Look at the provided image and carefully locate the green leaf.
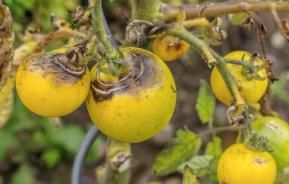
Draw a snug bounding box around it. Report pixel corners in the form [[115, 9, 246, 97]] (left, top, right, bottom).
[[205, 136, 223, 182], [51, 125, 85, 155], [11, 164, 36, 184], [0, 131, 21, 160], [41, 148, 62, 168], [183, 166, 198, 184], [196, 80, 215, 124], [229, 12, 249, 26], [178, 155, 214, 176], [205, 136, 222, 158], [271, 72, 289, 105], [153, 129, 201, 176], [86, 136, 103, 163]]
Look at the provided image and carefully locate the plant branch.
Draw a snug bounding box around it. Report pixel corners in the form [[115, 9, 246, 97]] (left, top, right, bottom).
[[182, 18, 210, 29], [168, 26, 216, 67], [130, 0, 161, 22], [161, 1, 289, 22], [166, 26, 246, 123], [198, 125, 245, 137], [97, 139, 131, 184], [92, 0, 119, 60]]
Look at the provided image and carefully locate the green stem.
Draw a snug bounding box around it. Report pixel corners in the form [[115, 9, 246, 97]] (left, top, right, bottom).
[[168, 27, 216, 67], [183, 166, 197, 184], [198, 125, 245, 137], [92, 0, 119, 60], [130, 0, 161, 22], [213, 53, 245, 106], [168, 27, 245, 106], [97, 139, 131, 184]]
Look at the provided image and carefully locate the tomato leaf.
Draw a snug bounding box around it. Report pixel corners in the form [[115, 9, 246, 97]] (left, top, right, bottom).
[[196, 79, 215, 124], [51, 125, 85, 156], [153, 129, 201, 176], [183, 166, 198, 184], [205, 136, 222, 158], [11, 164, 36, 184], [41, 148, 62, 168], [178, 155, 214, 176], [205, 136, 223, 182]]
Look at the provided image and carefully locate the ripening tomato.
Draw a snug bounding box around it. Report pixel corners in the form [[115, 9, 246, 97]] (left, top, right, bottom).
[[218, 143, 276, 184], [210, 51, 268, 105], [86, 47, 176, 143], [16, 49, 90, 117], [152, 34, 190, 62], [252, 116, 289, 171]]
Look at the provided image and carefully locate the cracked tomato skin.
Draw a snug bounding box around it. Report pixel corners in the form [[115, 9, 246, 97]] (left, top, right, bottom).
[[252, 116, 289, 171], [210, 51, 268, 106], [152, 34, 190, 62], [217, 143, 276, 184], [16, 53, 91, 117], [86, 47, 176, 143]]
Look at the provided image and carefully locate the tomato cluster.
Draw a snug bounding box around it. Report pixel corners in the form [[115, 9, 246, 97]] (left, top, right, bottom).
[[15, 47, 176, 143], [210, 51, 289, 183]]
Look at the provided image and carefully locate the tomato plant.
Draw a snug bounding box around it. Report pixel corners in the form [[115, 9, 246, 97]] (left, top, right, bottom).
[[1, 0, 289, 184]]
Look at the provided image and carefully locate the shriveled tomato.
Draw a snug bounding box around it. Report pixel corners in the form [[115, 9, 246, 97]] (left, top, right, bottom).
[[152, 34, 190, 62]]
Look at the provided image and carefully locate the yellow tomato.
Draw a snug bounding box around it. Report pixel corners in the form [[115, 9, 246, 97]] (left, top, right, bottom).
[[86, 47, 176, 143], [16, 52, 90, 117], [210, 51, 268, 105], [152, 34, 190, 62], [218, 144, 276, 184]]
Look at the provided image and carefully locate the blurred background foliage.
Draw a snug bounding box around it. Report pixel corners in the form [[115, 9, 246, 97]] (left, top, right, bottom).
[[1, 0, 105, 184], [1, 0, 289, 184], [3, 0, 78, 33]]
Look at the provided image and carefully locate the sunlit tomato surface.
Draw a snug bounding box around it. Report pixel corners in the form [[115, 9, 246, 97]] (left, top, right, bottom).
[[16, 52, 90, 117], [152, 34, 190, 62], [210, 51, 268, 105], [218, 143, 276, 184], [86, 47, 176, 143], [252, 116, 289, 171]]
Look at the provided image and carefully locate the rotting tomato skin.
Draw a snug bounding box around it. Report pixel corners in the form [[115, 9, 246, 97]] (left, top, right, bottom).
[[86, 47, 177, 143], [16, 52, 91, 117], [252, 116, 289, 171], [217, 143, 276, 184], [152, 34, 190, 62], [210, 51, 268, 106]]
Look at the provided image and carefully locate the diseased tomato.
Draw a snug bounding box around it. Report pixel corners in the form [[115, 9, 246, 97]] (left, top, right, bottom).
[[16, 48, 90, 117], [210, 51, 268, 106], [152, 34, 190, 62], [86, 47, 176, 143], [218, 143, 276, 184]]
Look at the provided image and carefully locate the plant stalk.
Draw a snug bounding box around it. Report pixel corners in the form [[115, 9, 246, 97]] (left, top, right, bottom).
[[92, 0, 119, 60]]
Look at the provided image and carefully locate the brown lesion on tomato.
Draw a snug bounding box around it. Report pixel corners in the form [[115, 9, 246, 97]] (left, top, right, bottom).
[[22, 47, 87, 84], [253, 157, 267, 165], [91, 52, 165, 101], [165, 37, 185, 52]]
